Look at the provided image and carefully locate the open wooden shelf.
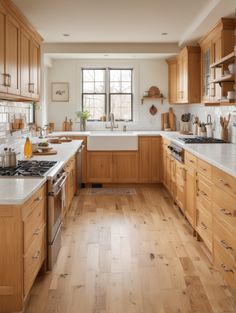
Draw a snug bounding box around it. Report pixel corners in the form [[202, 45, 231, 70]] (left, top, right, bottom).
[[141, 95, 165, 104], [210, 74, 234, 84], [204, 100, 236, 106], [210, 52, 235, 68]]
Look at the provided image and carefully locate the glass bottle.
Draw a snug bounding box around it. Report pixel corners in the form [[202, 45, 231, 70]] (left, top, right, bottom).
[[24, 137, 32, 159]]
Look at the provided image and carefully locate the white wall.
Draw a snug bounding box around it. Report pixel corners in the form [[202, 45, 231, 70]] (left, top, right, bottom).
[[46, 58, 188, 131]]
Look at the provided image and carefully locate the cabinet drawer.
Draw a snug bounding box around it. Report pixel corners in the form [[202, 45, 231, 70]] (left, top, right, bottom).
[[197, 158, 212, 179], [24, 198, 45, 253], [212, 166, 236, 197], [196, 203, 212, 252], [22, 185, 45, 219], [185, 151, 197, 169], [197, 175, 212, 210], [214, 218, 236, 264], [214, 239, 235, 288], [24, 225, 46, 296], [212, 185, 236, 230], [175, 162, 185, 178]]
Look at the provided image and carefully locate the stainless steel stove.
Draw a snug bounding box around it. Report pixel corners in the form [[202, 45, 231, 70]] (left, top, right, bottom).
[[178, 137, 227, 144], [0, 160, 58, 177]]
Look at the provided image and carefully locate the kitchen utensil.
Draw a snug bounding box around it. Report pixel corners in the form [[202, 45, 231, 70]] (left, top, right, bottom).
[[206, 114, 213, 137], [163, 112, 169, 130], [33, 149, 57, 156], [168, 107, 176, 131], [193, 116, 199, 135], [180, 121, 191, 134], [149, 105, 157, 115], [0, 148, 19, 167], [220, 114, 231, 142], [200, 124, 207, 137]]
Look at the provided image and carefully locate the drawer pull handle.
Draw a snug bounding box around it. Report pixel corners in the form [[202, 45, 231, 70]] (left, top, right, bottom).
[[220, 240, 233, 251], [219, 179, 230, 188], [201, 222, 207, 230], [189, 160, 194, 163], [199, 190, 208, 197], [33, 228, 40, 236], [221, 263, 234, 273], [200, 167, 207, 172], [32, 250, 40, 259], [34, 196, 42, 202], [220, 208, 232, 216]]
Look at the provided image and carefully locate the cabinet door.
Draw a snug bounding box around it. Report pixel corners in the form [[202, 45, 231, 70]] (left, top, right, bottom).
[[165, 153, 171, 192], [20, 29, 31, 98], [87, 152, 112, 183], [5, 14, 20, 95], [0, 5, 7, 93], [30, 39, 40, 100], [211, 34, 222, 101], [177, 55, 183, 102], [113, 152, 138, 183], [167, 58, 177, 103], [175, 162, 186, 212], [151, 137, 161, 182], [181, 51, 188, 102], [170, 157, 176, 200], [139, 137, 151, 182], [185, 166, 196, 227]]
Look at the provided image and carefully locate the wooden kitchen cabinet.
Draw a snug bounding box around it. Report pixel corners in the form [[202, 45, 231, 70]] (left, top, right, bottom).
[[185, 164, 196, 228], [0, 184, 46, 313], [166, 57, 177, 103], [199, 18, 235, 103], [87, 151, 138, 183], [0, 0, 43, 101], [175, 161, 186, 212], [87, 152, 113, 183], [139, 137, 161, 183], [166, 46, 201, 104]]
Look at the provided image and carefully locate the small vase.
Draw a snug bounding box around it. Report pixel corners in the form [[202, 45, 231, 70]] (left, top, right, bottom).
[[80, 119, 86, 131]]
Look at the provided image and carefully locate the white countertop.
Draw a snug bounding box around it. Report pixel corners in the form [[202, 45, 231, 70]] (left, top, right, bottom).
[[0, 140, 83, 205]]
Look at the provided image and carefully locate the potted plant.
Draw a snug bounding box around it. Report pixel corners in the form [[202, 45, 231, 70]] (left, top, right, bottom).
[[76, 110, 90, 131]]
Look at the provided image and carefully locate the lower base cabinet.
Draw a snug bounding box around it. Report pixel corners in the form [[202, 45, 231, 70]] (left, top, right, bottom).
[[64, 155, 76, 216], [0, 184, 46, 313], [86, 151, 138, 183]]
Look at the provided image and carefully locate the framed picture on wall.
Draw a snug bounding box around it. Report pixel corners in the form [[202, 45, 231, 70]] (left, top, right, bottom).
[[51, 82, 69, 102]]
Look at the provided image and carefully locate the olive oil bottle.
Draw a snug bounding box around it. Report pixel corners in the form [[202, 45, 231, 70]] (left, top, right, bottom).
[[24, 137, 32, 159]]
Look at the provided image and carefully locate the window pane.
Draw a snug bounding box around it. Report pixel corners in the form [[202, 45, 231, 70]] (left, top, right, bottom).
[[83, 82, 94, 93], [95, 70, 105, 81], [110, 82, 121, 93], [110, 70, 121, 82], [83, 94, 105, 120], [121, 82, 131, 93], [110, 94, 132, 120], [95, 82, 105, 93], [121, 70, 131, 81], [83, 70, 94, 82]]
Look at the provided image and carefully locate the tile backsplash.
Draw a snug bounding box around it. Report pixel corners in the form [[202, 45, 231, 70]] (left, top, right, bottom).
[[0, 101, 33, 137]]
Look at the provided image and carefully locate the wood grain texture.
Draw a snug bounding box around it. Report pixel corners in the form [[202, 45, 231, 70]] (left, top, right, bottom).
[[24, 185, 236, 313]]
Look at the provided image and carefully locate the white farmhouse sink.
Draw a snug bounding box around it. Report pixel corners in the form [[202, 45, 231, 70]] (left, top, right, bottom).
[[87, 131, 138, 151]]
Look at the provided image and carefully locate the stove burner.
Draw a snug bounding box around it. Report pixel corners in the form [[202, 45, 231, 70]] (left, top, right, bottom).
[[178, 137, 227, 144], [0, 160, 58, 177]]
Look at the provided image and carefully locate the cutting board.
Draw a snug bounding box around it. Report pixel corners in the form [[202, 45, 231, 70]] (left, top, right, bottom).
[[163, 112, 169, 130], [62, 121, 72, 131], [169, 107, 176, 131], [33, 150, 57, 155]]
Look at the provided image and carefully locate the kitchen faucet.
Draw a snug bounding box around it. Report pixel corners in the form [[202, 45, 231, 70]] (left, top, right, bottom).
[[105, 112, 118, 131]]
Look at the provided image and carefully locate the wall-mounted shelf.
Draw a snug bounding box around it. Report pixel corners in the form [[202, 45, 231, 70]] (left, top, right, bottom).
[[204, 100, 236, 107], [210, 52, 235, 68], [141, 95, 165, 104], [210, 74, 234, 85]]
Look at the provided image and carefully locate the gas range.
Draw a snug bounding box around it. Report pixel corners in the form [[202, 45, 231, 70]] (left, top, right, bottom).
[[177, 137, 227, 144], [0, 160, 58, 177]]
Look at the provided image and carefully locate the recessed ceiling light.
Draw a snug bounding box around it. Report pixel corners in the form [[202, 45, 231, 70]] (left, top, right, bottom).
[[63, 33, 70, 37], [161, 32, 168, 36]]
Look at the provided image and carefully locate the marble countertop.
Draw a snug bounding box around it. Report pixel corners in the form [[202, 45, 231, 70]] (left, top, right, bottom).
[[0, 140, 83, 205]]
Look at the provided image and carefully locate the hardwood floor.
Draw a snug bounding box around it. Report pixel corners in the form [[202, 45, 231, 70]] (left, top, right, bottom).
[[25, 185, 236, 313]]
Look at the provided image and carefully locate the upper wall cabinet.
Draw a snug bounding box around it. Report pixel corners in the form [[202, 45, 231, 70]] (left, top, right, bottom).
[[0, 0, 43, 101], [199, 18, 235, 104], [166, 46, 201, 104]]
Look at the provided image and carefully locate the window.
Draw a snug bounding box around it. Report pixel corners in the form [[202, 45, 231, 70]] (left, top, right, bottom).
[[82, 68, 133, 121]]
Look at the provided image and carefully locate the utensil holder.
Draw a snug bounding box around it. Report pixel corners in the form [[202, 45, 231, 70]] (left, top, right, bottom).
[[180, 121, 191, 134], [221, 128, 229, 142]]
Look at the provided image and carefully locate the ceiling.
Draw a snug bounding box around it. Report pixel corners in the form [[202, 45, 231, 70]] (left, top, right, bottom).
[[12, 0, 235, 45]]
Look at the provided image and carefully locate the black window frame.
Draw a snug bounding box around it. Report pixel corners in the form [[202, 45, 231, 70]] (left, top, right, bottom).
[[81, 68, 107, 121], [81, 67, 133, 122], [108, 68, 133, 122]]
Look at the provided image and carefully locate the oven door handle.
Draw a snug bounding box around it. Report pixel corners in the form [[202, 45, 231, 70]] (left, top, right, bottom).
[[49, 174, 68, 197]]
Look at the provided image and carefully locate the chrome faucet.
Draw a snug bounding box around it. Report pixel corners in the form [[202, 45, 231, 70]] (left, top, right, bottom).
[[105, 113, 118, 131]]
